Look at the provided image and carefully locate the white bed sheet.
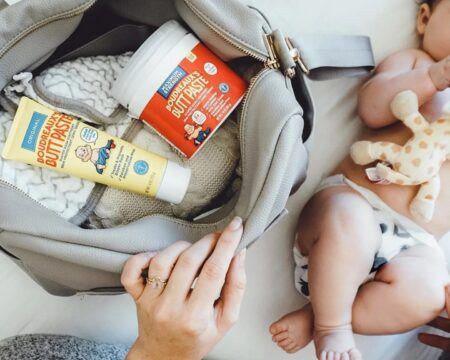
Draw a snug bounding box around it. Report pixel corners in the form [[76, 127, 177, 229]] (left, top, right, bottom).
[[0, 1, 445, 359]]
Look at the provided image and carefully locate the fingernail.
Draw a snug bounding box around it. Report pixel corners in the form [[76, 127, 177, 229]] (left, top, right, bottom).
[[228, 216, 243, 231], [239, 248, 247, 265]]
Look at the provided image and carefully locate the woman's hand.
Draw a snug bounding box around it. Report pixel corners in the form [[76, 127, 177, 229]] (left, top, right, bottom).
[[121, 217, 246, 360], [418, 285, 450, 352]]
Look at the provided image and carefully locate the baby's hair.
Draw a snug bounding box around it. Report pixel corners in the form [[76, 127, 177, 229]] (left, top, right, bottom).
[[417, 0, 439, 6]]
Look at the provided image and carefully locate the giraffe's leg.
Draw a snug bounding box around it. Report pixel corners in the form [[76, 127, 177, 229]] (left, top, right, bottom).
[[401, 112, 431, 134], [410, 176, 441, 223], [351, 141, 401, 166], [391, 91, 430, 134]]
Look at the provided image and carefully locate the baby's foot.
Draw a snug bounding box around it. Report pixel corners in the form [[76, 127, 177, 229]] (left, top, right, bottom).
[[314, 323, 362, 360], [269, 305, 314, 354]]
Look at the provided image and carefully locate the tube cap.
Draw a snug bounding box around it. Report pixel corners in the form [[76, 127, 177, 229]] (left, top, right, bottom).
[[156, 161, 191, 204]]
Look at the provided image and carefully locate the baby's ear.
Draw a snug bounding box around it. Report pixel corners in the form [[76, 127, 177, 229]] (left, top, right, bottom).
[[417, 3, 431, 35]]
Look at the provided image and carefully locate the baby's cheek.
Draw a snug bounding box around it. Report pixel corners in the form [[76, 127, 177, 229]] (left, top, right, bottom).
[[423, 17, 450, 61]]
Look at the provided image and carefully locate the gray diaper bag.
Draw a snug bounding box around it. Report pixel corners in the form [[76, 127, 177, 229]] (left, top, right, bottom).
[[0, 0, 375, 296]]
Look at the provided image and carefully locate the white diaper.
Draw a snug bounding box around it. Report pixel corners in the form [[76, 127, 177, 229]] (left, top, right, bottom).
[[294, 174, 444, 299]]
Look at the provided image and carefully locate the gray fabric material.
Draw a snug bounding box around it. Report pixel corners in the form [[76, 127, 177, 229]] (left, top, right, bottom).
[[0, 334, 128, 360], [0, 0, 89, 49], [0, 0, 94, 89], [0, 15, 83, 89], [175, 0, 271, 61]]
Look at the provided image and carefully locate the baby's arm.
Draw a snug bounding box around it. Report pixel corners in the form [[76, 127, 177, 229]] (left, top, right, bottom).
[[358, 49, 441, 128]]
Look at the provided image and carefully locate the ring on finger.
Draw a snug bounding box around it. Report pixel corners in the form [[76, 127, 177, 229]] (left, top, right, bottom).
[[147, 276, 168, 290]]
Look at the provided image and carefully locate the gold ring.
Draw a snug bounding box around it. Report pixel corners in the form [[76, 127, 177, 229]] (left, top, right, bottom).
[[147, 276, 168, 289]]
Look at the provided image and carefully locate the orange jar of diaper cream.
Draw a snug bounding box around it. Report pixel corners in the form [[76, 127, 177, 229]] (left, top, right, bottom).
[[112, 20, 247, 158]]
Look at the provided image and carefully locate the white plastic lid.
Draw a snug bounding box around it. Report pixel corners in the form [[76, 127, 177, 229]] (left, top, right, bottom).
[[112, 20, 190, 110], [128, 33, 199, 118], [156, 161, 191, 204]]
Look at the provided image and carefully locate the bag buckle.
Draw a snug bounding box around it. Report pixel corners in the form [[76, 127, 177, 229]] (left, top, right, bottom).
[[285, 37, 310, 76], [263, 33, 309, 77]]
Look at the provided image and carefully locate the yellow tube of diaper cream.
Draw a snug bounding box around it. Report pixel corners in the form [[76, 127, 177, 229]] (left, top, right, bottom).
[[2, 97, 191, 204]]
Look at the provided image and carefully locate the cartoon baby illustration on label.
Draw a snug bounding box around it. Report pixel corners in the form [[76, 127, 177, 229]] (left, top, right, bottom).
[[184, 124, 211, 146], [75, 139, 116, 174]]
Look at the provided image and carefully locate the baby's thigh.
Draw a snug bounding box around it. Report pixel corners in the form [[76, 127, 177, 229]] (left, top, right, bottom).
[[375, 245, 449, 313], [297, 186, 381, 255]]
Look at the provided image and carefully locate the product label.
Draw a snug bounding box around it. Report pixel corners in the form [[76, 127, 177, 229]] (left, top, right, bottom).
[[158, 66, 188, 99], [140, 42, 247, 158], [21, 111, 47, 152], [365, 167, 391, 185], [3, 98, 169, 198]]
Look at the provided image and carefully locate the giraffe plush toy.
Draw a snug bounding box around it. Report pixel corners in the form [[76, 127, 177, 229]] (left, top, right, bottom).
[[351, 90, 450, 223]]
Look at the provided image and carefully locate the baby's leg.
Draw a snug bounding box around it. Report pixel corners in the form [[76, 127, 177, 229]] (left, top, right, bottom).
[[352, 245, 449, 335], [272, 187, 381, 359], [271, 245, 448, 354], [308, 191, 381, 360]]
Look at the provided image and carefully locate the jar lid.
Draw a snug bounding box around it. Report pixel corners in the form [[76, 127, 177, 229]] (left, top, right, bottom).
[[112, 20, 189, 110]]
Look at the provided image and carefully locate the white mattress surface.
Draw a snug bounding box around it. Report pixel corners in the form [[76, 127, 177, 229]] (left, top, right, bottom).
[[0, 1, 446, 360]]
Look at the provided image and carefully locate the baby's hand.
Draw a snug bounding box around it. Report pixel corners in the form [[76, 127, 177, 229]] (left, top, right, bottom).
[[429, 56, 450, 91]]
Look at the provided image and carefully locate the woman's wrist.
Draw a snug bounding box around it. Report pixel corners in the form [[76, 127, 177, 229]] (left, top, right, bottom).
[[127, 339, 200, 360], [126, 340, 154, 360]]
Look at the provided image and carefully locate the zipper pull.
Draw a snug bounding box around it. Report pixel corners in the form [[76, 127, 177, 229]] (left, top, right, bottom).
[[263, 34, 280, 70]]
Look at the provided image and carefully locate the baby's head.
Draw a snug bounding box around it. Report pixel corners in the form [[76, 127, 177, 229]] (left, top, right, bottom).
[[184, 124, 195, 135], [75, 145, 92, 162], [417, 0, 450, 60]]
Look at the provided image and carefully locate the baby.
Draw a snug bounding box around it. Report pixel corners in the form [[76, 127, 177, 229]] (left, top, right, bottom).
[[270, 0, 450, 359]]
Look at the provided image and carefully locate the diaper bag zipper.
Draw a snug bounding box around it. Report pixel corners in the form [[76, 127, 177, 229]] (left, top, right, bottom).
[[182, 0, 309, 78]]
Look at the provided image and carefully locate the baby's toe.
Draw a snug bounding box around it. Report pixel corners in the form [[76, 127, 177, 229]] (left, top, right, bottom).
[[341, 352, 350, 360], [349, 349, 362, 360], [269, 321, 287, 335], [278, 338, 293, 349], [272, 331, 289, 342], [333, 353, 342, 360]]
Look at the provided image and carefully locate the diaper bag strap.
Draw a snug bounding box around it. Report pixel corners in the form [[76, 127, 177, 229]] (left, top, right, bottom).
[[266, 30, 375, 80], [291, 34, 375, 80]]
